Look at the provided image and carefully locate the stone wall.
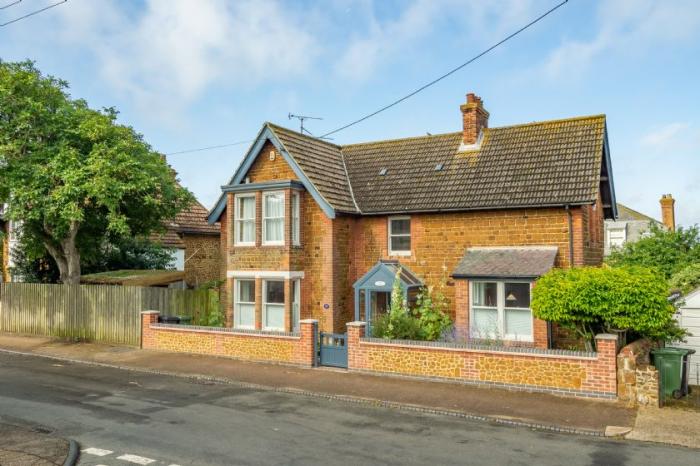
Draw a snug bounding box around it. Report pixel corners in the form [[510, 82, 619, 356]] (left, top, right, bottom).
[[141, 311, 317, 367], [347, 322, 618, 399], [617, 339, 660, 407]]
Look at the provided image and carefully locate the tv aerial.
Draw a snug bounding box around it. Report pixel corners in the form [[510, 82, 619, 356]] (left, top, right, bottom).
[[288, 113, 331, 139]]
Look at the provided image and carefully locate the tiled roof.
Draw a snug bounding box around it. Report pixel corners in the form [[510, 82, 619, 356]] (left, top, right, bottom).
[[268, 123, 357, 213], [152, 200, 219, 248], [342, 115, 606, 213], [452, 246, 558, 279], [615, 203, 659, 223]]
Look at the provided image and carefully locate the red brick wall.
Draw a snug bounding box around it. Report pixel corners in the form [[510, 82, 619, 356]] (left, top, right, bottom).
[[141, 311, 317, 366], [347, 322, 618, 399], [182, 234, 221, 287]]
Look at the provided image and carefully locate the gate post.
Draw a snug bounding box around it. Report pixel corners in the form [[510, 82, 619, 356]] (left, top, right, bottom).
[[140, 311, 160, 349], [346, 321, 366, 370], [299, 319, 318, 367]]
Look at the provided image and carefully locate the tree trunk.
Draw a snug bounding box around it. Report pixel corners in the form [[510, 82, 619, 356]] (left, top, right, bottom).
[[43, 221, 81, 285]]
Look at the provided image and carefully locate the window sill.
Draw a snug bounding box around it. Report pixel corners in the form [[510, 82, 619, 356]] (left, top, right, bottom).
[[389, 251, 411, 257], [233, 243, 256, 248]]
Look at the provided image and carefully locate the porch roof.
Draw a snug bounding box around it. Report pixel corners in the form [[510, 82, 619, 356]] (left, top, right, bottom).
[[354, 260, 423, 291], [452, 246, 558, 279]]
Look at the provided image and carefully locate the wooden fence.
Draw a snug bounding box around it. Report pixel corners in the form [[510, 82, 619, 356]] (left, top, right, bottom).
[[0, 283, 220, 346]]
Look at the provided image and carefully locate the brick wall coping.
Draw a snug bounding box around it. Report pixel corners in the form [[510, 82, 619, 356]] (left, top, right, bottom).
[[151, 323, 301, 339], [359, 337, 598, 360]]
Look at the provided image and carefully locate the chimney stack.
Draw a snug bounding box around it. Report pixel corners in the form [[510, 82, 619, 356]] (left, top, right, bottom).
[[460, 93, 489, 146], [660, 194, 676, 231]]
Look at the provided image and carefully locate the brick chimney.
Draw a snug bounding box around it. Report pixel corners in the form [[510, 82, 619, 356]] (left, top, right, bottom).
[[460, 93, 489, 146], [660, 194, 676, 231]]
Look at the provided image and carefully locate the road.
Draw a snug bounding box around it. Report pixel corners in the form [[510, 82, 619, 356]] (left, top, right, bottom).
[[0, 352, 695, 466]]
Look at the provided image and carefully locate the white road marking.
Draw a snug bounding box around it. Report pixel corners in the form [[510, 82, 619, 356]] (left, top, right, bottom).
[[82, 447, 113, 456], [117, 453, 157, 464]]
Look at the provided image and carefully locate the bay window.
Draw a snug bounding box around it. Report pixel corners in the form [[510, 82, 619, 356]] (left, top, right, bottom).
[[234, 194, 255, 246], [234, 279, 255, 329], [470, 281, 533, 341], [292, 192, 300, 246], [263, 192, 285, 245], [263, 280, 285, 330]]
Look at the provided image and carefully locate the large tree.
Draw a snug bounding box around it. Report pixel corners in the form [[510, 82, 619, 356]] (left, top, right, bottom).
[[0, 61, 193, 284]]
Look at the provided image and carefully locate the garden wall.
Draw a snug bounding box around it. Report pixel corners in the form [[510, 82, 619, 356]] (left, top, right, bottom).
[[140, 311, 317, 366], [617, 338, 660, 407], [347, 322, 618, 399]]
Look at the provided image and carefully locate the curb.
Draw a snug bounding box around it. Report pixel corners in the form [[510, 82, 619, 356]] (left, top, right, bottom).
[[0, 347, 606, 438], [63, 439, 80, 466]]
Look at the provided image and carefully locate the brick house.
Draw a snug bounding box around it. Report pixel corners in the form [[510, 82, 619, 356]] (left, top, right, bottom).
[[208, 93, 617, 348], [153, 200, 221, 288]]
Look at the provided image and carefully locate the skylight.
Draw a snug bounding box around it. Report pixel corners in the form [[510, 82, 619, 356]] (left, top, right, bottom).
[[435, 163, 444, 171], [379, 168, 388, 176]]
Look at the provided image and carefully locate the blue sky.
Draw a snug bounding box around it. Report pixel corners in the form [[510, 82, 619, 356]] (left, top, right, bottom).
[[1, 0, 699, 225]]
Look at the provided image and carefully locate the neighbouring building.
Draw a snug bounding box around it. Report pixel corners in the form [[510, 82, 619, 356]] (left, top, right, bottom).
[[604, 194, 675, 255], [152, 200, 221, 288], [208, 92, 617, 348]]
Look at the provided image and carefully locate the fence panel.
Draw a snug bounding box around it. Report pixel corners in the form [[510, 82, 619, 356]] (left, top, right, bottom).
[[0, 283, 220, 346]]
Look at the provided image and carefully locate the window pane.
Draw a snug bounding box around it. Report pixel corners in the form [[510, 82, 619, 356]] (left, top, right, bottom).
[[292, 194, 300, 244], [505, 309, 532, 338], [472, 307, 498, 338], [241, 220, 255, 242], [237, 303, 255, 328], [504, 283, 530, 308], [238, 197, 254, 219], [265, 194, 283, 217], [472, 282, 498, 307], [238, 280, 255, 303], [265, 304, 285, 329], [266, 280, 284, 304], [390, 235, 410, 252], [265, 218, 283, 242], [391, 218, 410, 235]]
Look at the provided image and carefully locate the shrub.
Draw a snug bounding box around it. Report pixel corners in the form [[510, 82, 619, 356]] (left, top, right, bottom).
[[413, 285, 452, 341], [670, 263, 700, 296], [532, 266, 683, 350]]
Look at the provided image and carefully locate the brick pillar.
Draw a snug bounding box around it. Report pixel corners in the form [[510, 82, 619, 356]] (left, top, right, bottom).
[[595, 333, 618, 395], [224, 277, 234, 328], [346, 321, 366, 370], [299, 319, 318, 367], [140, 311, 160, 349], [284, 278, 292, 332], [532, 318, 549, 349], [454, 280, 469, 341], [255, 277, 263, 330]]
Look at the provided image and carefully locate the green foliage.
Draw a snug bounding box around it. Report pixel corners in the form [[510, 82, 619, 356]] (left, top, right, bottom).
[[197, 280, 225, 327], [606, 223, 700, 279], [669, 263, 700, 296], [10, 228, 176, 283], [371, 269, 453, 341], [532, 266, 683, 349], [0, 61, 193, 283]]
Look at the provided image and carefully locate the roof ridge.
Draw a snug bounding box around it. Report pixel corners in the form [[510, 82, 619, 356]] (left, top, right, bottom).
[[487, 114, 606, 131], [341, 130, 461, 148]]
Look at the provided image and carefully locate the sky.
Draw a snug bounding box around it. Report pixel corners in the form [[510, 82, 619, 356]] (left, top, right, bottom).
[[1, 0, 699, 225]]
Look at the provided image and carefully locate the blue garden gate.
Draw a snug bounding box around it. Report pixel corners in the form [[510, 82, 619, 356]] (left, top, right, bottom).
[[319, 332, 348, 368]]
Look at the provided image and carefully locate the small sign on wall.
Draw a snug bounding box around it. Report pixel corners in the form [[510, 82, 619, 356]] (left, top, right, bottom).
[[374, 281, 386, 287]]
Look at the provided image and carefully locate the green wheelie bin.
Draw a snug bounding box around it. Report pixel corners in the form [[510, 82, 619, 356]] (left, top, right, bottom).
[[652, 347, 692, 399]]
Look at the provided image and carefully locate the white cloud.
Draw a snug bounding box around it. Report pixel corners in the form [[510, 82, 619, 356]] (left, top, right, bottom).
[[543, 0, 700, 78], [642, 122, 690, 145], [333, 0, 537, 82], [49, 0, 319, 119]]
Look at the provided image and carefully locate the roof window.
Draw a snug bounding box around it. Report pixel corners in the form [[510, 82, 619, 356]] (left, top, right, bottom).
[[435, 163, 444, 171], [379, 168, 388, 176]]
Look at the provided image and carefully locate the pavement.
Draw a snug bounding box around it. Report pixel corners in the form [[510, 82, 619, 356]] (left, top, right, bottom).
[[627, 406, 700, 448], [0, 333, 635, 435], [0, 422, 76, 465], [0, 350, 698, 466]]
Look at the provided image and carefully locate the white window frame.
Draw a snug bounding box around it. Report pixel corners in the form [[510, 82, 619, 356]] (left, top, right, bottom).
[[292, 191, 300, 246], [292, 279, 301, 332], [388, 216, 411, 256], [607, 227, 626, 249], [263, 279, 285, 331], [262, 191, 285, 246], [234, 279, 256, 329], [469, 280, 533, 342], [234, 193, 256, 247]]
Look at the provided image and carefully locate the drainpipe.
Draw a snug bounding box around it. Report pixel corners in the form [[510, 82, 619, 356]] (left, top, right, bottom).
[[565, 204, 574, 267]]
